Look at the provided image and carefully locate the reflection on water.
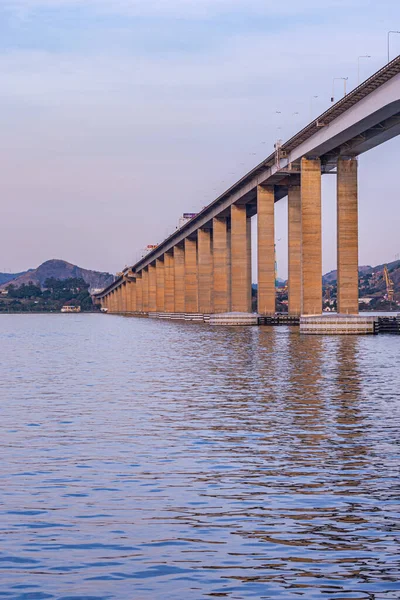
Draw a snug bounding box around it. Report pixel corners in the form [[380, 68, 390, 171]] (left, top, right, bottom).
[[0, 314, 399, 599]]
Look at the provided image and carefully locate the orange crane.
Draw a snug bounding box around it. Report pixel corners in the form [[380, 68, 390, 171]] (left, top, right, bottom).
[[383, 265, 394, 303]]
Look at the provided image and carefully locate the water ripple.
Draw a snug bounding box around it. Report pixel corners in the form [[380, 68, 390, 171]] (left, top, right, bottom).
[[0, 314, 399, 599]]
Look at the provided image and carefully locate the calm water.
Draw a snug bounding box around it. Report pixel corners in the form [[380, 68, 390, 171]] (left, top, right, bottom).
[[1, 314, 400, 600]]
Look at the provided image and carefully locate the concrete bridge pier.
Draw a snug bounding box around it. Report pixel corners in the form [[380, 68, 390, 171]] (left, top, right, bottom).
[[184, 237, 199, 313], [136, 273, 143, 312], [129, 279, 137, 312], [288, 185, 301, 316], [301, 157, 322, 316], [142, 267, 149, 313], [257, 185, 275, 315], [148, 263, 157, 313], [123, 280, 128, 312], [164, 251, 175, 312], [110, 289, 116, 313], [122, 281, 128, 312], [110, 288, 116, 313], [174, 244, 185, 313], [115, 287, 121, 313], [337, 158, 359, 315], [121, 282, 128, 313], [231, 204, 252, 312], [156, 258, 165, 313], [213, 217, 231, 313], [198, 228, 213, 314]]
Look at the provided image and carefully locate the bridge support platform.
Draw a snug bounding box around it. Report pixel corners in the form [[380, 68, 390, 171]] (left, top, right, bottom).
[[300, 314, 376, 335]]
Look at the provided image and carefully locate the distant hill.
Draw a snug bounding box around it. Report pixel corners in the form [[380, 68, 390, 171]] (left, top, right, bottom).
[[322, 259, 400, 302], [0, 270, 32, 286], [323, 260, 400, 295], [0, 260, 114, 293], [323, 265, 372, 284]]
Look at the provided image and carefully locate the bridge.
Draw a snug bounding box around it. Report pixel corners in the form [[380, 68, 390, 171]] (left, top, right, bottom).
[[95, 56, 400, 325]]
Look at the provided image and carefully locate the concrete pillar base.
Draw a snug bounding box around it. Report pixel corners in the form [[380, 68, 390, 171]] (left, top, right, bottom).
[[209, 312, 259, 326], [300, 314, 375, 335]]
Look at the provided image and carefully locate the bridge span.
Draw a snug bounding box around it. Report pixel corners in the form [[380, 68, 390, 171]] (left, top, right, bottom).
[[96, 56, 400, 320]]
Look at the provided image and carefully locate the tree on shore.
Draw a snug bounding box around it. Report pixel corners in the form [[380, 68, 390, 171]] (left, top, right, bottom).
[[1, 278, 95, 312]]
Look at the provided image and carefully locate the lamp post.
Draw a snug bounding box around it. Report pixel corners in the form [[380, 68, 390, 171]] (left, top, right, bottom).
[[387, 31, 400, 63], [274, 110, 283, 138], [331, 77, 348, 103], [357, 55, 371, 85]]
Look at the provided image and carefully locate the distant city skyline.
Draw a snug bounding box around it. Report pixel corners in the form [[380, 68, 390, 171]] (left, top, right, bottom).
[[1, 0, 400, 279]]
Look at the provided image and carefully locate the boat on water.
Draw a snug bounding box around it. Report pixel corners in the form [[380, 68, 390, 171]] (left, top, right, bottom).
[[61, 305, 81, 313]]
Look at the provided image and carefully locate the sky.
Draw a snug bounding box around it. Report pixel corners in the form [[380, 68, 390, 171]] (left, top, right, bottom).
[[1, 0, 400, 279]]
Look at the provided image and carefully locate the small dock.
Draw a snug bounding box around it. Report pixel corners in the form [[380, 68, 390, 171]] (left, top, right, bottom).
[[258, 314, 300, 326], [375, 315, 400, 334]]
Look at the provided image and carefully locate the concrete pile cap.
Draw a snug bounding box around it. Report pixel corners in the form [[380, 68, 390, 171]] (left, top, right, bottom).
[[300, 313, 376, 335], [300, 314, 376, 322], [209, 312, 259, 326]]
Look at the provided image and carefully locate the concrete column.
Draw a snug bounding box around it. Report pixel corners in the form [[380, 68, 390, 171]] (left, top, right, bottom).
[[110, 290, 116, 313], [126, 281, 136, 312], [198, 228, 213, 314], [288, 185, 301, 316], [156, 258, 165, 312], [121, 281, 130, 312], [213, 217, 230, 313], [257, 185, 275, 314], [231, 204, 251, 312], [136, 275, 143, 312], [116, 289, 120, 313], [114, 288, 119, 312], [164, 251, 175, 312], [121, 286, 126, 312], [247, 216, 252, 309], [125, 284, 131, 312], [184, 237, 198, 313], [148, 263, 157, 312], [130, 280, 137, 312], [174, 245, 185, 313], [121, 283, 128, 313], [142, 268, 149, 312], [111, 290, 117, 313], [301, 157, 322, 316], [337, 158, 359, 314], [116, 287, 122, 313]]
